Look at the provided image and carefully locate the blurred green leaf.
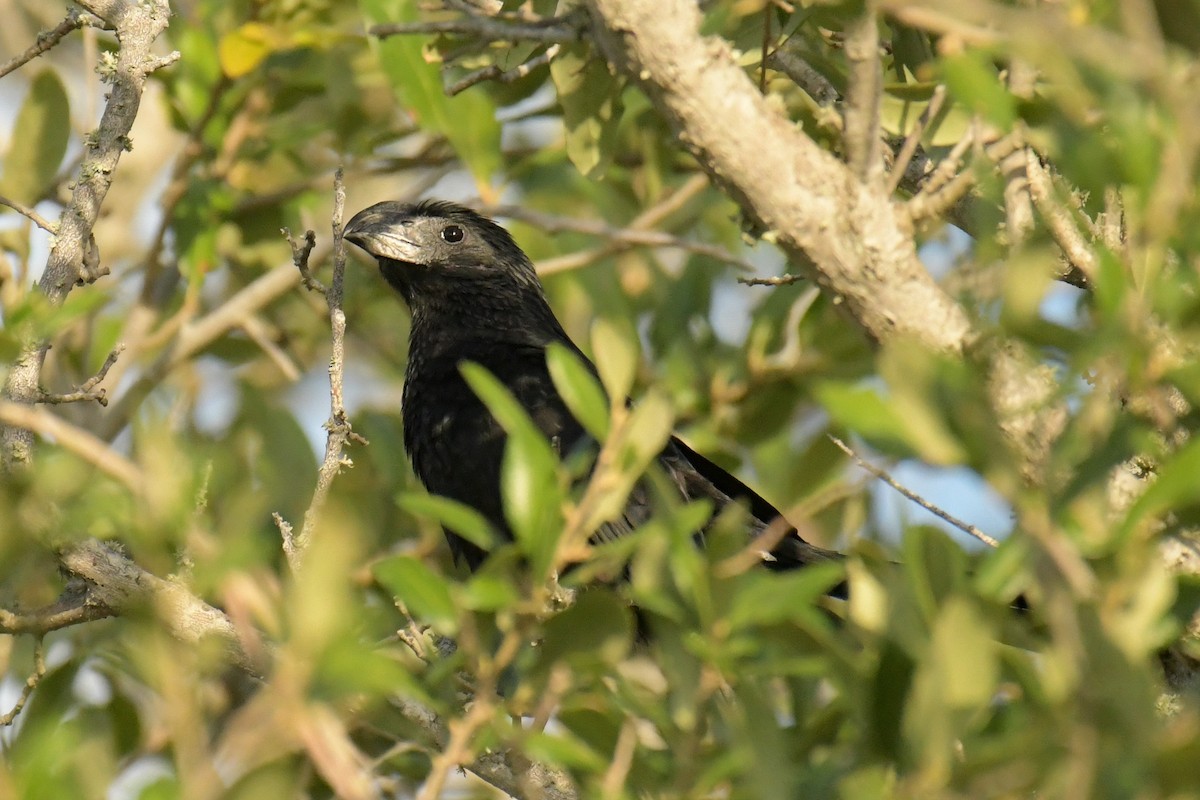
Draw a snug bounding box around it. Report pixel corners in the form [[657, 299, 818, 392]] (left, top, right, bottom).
[[550, 41, 624, 178], [814, 381, 911, 454], [0, 70, 70, 203], [396, 491, 497, 552], [374, 555, 457, 633], [941, 51, 1015, 129], [460, 362, 564, 574], [362, 0, 501, 189], [590, 317, 638, 402], [538, 589, 634, 667], [547, 342, 610, 439]]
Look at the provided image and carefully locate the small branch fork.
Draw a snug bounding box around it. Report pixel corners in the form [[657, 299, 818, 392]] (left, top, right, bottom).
[[448, 43, 562, 96], [0, 8, 110, 81], [39, 344, 124, 407], [277, 169, 366, 573], [367, 5, 584, 97], [0, 637, 46, 727]]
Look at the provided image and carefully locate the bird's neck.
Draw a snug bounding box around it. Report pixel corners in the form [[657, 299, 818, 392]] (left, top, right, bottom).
[[403, 278, 566, 365]]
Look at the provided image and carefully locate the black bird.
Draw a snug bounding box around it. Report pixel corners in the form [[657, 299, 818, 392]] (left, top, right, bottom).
[[343, 199, 841, 573]]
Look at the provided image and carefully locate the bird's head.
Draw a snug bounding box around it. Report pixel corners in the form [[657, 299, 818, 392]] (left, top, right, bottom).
[[344, 200, 544, 307]]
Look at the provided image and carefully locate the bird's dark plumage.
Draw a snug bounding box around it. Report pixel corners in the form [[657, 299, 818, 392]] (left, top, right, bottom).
[[344, 199, 840, 573]]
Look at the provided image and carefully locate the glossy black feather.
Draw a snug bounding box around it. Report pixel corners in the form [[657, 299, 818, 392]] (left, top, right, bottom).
[[344, 199, 841, 573]]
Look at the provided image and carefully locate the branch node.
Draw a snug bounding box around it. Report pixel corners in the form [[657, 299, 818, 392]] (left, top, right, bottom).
[[39, 343, 125, 407]]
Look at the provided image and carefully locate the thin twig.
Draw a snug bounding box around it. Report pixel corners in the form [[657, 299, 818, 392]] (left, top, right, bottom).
[[0, 579, 115, 635], [483, 201, 755, 272], [536, 174, 710, 275], [286, 169, 365, 571], [907, 131, 1024, 222], [600, 719, 638, 800], [0, 637, 46, 726], [369, 14, 584, 44], [0, 195, 56, 233], [765, 41, 840, 107], [758, 6, 771, 94], [885, 85, 946, 195], [738, 273, 804, 286], [447, 43, 561, 95], [39, 344, 124, 406], [827, 434, 999, 548], [285, 228, 323, 294], [0, 9, 107, 81]]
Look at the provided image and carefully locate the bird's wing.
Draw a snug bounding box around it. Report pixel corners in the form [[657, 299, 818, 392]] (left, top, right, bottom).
[[662, 437, 842, 569], [499, 344, 839, 569]]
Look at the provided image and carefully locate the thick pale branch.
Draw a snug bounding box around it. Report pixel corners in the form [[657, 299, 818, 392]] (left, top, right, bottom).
[[98, 257, 310, 441], [0, 400, 142, 490], [582, 0, 1067, 478], [584, 0, 971, 353]]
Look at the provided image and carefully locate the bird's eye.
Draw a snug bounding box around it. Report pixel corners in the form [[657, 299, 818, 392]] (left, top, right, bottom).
[[441, 225, 464, 243]]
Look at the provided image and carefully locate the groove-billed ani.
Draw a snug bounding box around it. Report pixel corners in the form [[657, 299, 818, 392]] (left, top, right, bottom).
[[344, 199, 841, 573]]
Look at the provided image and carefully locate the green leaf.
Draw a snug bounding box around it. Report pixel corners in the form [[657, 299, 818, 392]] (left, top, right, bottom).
[[458, 573, 520, 612], [546, 342, 609, 439], [395, 492, 498, 552], [590, 317, 638, 401], [1121, 435, 1200, 539], [362, 0, 501, 189], [373, 555, 457, 633], [550, 42, 624, 178], [941, 52, 1015, 130], [0, 70, 70, 204], [538, 589, 634, 666], [726, 564, 846, 628], [578, 388, 674, 534], [813, 381, 911, 454], [460, 362, 563, 574], [926, 597, 997, 709], [901, 525, 969, 622]]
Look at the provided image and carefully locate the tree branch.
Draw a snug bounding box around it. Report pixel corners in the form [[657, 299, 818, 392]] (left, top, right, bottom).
[[284, 169, 365, 571], [0, 194, 57, 233], [0, 8, 109, 81], [0, 400, 143, 490], [2, 0, 174, 468], [1025, 151, 1098, 285], [842, 4, 885, 185], [582, 0, 1067, 478], [98, 257, 310, 441], [369, 12, 585, 45], [827, 434, 1000, 548], [585, 0, 971, 352], [38, 344, 124, 406]]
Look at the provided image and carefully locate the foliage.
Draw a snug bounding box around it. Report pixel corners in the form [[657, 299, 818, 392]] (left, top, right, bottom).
[[0, 0, 1199, 798]]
